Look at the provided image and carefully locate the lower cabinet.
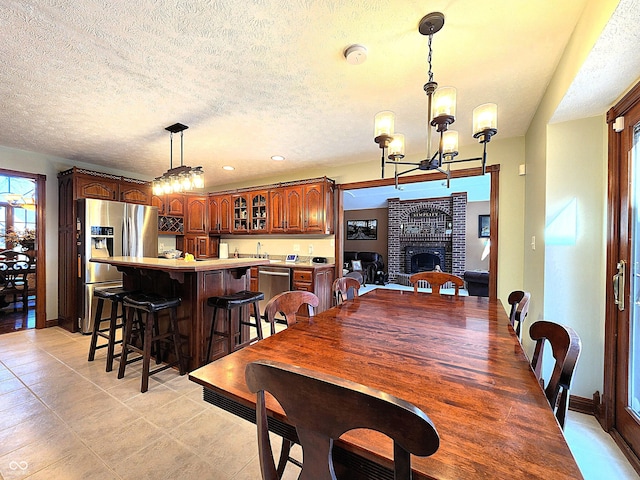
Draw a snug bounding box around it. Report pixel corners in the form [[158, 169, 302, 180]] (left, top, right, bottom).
[[177, 235, 220, 259], [291, 266, 334, 315]]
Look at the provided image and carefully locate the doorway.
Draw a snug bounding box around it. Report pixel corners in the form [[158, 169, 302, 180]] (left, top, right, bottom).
[[0, 168, 46, 332], [605, 80, 640, 465], [335, 165, 499, 299]]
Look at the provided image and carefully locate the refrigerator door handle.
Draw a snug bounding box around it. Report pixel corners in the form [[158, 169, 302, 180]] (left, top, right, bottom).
[[122, 217, 130, 256]]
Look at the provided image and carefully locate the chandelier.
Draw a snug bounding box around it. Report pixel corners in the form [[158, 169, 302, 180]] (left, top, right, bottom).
[[152, 123, 204, 195], [374, 12, 498, 188]]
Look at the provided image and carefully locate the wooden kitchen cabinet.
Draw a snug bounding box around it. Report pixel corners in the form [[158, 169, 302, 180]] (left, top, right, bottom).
[[209, 176, 335, 236], [74, 172, 120, 201], [269, 186, 303, 233], [152, 193, 185, 216], [185, 195, 208, 234], [249, 190, 269, 233], [303, 181, 334, 234], [209, 194, 231, 234], [231, 193, 250, 233], [291, 265, 334, 314], [178, 235, 219, 259], [119, 177, 152, 205], [250, 266, 259, 292], [74, 169, 152, 205]]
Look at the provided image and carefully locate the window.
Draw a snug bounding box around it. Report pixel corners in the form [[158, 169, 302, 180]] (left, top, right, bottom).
[[0, 175, 37, 250]]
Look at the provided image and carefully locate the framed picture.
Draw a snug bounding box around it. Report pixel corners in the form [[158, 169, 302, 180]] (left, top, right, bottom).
[[478, 215, 490, 238], [347, 219, 377, 240]]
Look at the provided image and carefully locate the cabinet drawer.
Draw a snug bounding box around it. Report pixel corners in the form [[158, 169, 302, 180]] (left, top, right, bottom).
[[293, 282, 313, 292], [293, 270, 313, 282]]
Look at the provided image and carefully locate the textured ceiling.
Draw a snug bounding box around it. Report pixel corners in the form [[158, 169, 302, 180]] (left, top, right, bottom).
[[0, 0, 611, 189]]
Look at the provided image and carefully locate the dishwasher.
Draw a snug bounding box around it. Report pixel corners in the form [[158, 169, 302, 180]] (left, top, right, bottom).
[[258, 265, 291, 321]]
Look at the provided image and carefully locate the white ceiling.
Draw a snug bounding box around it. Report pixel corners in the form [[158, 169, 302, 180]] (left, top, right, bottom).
[[0, 0, 635, 191]]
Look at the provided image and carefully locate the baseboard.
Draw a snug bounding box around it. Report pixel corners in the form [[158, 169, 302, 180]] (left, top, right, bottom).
[[569, 394, 594, 415], [44, 318, 59, 328]]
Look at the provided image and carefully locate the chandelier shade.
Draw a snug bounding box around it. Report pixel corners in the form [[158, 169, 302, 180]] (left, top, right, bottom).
[[152, 123, 204, 196], [375, 12, 498, 188]]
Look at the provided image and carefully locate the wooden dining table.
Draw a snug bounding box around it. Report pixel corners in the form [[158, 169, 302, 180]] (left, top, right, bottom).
[[189, 288, 583, 479]]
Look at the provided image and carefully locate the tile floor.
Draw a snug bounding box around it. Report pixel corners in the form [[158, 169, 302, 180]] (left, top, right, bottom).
[[0, 324, 638, 479]]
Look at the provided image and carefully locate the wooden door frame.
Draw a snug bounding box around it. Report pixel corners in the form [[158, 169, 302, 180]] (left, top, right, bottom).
[[603, 81, 640, 469], [334, 165, 499, 300], [0, 168, 46, 329]]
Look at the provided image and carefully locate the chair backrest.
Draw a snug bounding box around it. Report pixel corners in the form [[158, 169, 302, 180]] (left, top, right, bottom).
[[507, 290, 531, 340], [332, 276, 360, 305], [409, 271, 464, 295], [0, 259, 30, 300], [264, 291, 319, 333], [245, 360, 440, 480], [529, 320, 582, 429]]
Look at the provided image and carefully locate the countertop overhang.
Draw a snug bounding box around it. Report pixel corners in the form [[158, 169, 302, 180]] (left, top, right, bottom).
[[90, 256, 270, 272]]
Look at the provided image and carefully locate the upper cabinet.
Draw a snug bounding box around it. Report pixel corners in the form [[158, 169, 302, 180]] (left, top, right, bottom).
[[74, 173, 120, 201], [269, 186, 303, 233], [231, 193, 249, 233], [217, 177, 334, 235], [119, 177, 152, 205], [209, 194, 231, 234], [249, 190, 269, 233], [152, 193, 185, 216], [68, 167, 152, 204], [184, 195, 208, 234], [303, 181, 333, 234]]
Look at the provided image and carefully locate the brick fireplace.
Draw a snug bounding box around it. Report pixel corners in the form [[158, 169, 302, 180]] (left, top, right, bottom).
[[387, 193, 466, 283]]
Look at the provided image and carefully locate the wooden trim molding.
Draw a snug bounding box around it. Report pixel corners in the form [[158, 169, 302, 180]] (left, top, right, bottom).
[[603, 81, 640, 433], [0, 167, 47, 329]]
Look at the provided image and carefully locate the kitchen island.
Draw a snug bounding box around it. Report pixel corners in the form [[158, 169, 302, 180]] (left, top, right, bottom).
[[91, 256, 269, 371]]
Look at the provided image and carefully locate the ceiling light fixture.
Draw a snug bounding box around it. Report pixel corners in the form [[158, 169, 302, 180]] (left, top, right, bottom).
[[271, 155, 285, 161], [1, 190, 36, 210], [222, 165, 235, 171], [152, 123, 204, 195], [374, 12, 498, 188]]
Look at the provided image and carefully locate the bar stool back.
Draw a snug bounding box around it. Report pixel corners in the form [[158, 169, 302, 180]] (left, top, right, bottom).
[[87, 286, 135, 372], [118, 293, 186, 393], [206, 290, 264, 363]]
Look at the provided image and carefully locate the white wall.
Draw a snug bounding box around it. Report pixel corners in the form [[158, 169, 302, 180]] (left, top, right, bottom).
[[542, 116, 607, 398], [466, 201, 490, 271]]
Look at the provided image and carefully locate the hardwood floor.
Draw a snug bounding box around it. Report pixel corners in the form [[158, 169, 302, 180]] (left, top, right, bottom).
[[0, 297, 35, 334]]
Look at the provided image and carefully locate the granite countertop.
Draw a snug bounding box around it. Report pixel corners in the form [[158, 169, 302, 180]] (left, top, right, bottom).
[[91, 256, 270, 272]]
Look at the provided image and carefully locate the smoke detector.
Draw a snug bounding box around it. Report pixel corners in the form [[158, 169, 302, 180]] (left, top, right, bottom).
[[344, 44, 367, 65]]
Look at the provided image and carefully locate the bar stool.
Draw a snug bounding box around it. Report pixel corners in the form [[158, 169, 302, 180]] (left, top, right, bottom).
[[118, 293, 186, 393], [87, 286, 136, 372], [206, 290, 264, 362]]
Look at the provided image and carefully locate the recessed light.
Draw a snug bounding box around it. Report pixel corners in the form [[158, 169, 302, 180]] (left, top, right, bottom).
[[271, 155, 285, 161], [222, 165, 235, 171]]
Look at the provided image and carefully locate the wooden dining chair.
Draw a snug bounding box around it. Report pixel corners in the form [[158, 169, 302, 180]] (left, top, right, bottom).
[[409, 271, 464, 295], [245, 359, 440, 480], [529, 320, 582, 429], [0, 257, 30, 312], [507, 290, 531, 340], [332, 276, 360, 305], [263, 291, 319, 335]]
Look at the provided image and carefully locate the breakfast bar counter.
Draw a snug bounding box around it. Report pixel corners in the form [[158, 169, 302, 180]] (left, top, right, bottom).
[[91, 256, 269, 370]]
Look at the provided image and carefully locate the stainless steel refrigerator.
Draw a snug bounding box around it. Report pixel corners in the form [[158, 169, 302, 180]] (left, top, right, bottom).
[[77, 198, 158, 333]]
